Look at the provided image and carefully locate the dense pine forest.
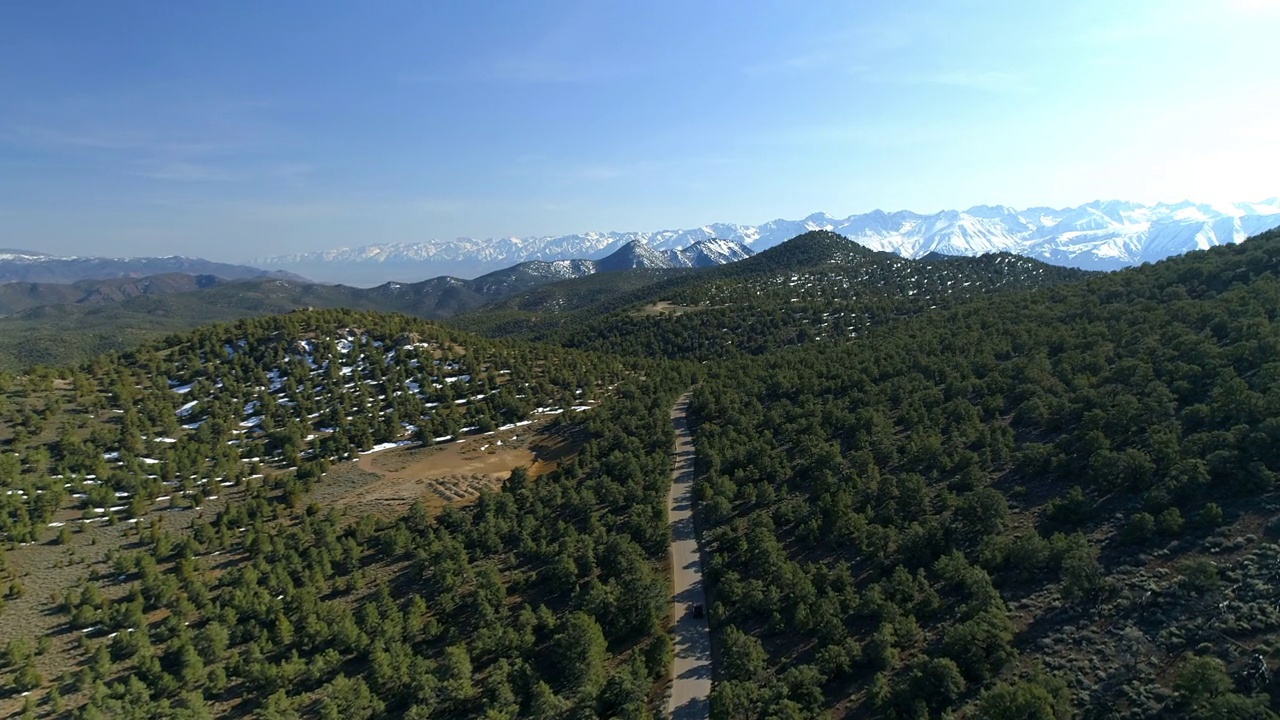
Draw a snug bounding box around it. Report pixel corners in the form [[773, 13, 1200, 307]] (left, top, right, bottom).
[[0, 228, 1276, 718], [691, 229, 1280, 719]]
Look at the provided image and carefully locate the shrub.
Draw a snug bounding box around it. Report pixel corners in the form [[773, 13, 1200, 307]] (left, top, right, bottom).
[[1198, 502, 1225, 528], [1157, 507, 1185, 536], [1124, 512, 1156, 544]]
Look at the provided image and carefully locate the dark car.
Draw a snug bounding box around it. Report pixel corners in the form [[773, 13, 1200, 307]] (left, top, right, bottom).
[[692, 603, 704, 619]]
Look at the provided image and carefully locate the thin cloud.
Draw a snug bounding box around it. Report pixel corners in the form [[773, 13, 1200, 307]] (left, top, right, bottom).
[[742, 13, 937, 77], [403, 56, 627, 85], [130, 161, 237, 182], [571, 163, 654, 181], [905, 70, 1028, 93], [500, 155, 666, 183], [743, 49, 850, 77], [3, 124, 240, 156], [757, 122, 948, 149], [129, 160, 313, 183], [2, 101, 310, 184]]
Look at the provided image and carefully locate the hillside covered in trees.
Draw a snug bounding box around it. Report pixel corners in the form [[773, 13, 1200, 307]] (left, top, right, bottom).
[[459, 232, 1092, 361], [0, 227, 1276, 719], [690, 228, 1280, 718], [0, 309, 697, 717]]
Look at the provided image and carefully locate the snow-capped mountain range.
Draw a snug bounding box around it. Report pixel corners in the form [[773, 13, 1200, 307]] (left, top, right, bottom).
[[252, 199, 1280, 284], [456, 239, 754, 296]]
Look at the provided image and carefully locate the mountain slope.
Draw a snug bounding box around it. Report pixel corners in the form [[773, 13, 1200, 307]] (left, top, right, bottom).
[[594, 240, 676, 272], [459, 231, 1093, 358], [254, 199, 1280, 281], [0, 251, 304, 284], [670, 238, 756, 268], [0, 273, 225, 316], [0, 241, 745, 369]]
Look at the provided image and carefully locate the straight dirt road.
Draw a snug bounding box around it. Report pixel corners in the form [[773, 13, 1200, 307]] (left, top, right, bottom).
[[667, 392, 712, 719]]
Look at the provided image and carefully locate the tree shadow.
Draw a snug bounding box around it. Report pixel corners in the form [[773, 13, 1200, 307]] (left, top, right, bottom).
[[672, 696, 711, 720]]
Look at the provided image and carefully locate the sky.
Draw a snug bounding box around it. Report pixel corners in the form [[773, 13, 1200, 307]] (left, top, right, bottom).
[[1, 0, 1278, 262]]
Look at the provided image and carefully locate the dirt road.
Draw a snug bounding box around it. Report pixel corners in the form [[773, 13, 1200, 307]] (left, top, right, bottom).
[[667, 392, 712, 719]]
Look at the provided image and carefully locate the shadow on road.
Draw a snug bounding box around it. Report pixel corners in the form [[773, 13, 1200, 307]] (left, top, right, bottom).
[[672, 697, 711, 720], [673, 515, 697, 541]]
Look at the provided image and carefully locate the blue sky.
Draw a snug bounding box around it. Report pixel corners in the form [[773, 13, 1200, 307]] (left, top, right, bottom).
[[2, 0, 1277, 261]]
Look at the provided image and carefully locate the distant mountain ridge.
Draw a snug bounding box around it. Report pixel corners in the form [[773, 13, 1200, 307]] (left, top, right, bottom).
[[0, 273, 226, 316], [372, 238, 752, 307], [0, 237, 747, 343], [0, 251, 306, 284], [254, 198, 1280, 282]]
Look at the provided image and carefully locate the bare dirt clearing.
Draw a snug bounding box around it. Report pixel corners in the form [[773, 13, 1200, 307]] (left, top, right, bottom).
[[635, 301, 703, 316], [311, 416, 583, 516]]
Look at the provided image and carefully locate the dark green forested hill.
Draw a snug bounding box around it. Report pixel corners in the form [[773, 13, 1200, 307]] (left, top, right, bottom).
[[0, 264, 672, 372], [462, 231, 1093, 361], [0, 308, 697, 718], [689, 228, 1280, 718], [0, 274, 229, 317]]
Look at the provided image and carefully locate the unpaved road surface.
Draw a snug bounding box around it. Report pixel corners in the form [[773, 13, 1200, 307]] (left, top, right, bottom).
[[667, 392, 711, 719]]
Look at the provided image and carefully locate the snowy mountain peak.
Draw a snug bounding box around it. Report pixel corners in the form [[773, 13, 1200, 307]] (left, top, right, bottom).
[[595, 239, 755, 271], [685, 238, 755, 265], [963, 204, 1018, 219]]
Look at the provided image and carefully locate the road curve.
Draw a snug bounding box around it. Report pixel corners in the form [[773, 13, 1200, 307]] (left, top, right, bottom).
[[667, 392, 712, 719]]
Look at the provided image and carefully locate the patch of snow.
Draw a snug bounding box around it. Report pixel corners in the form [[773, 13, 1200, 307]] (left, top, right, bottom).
[[359, 440, 414, 455]]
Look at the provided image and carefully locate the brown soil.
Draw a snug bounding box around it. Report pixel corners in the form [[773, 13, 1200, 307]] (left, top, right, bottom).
[[634, 301, 727, 317], [635, 301, 698, 316], [308, 415, 583, 517]]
